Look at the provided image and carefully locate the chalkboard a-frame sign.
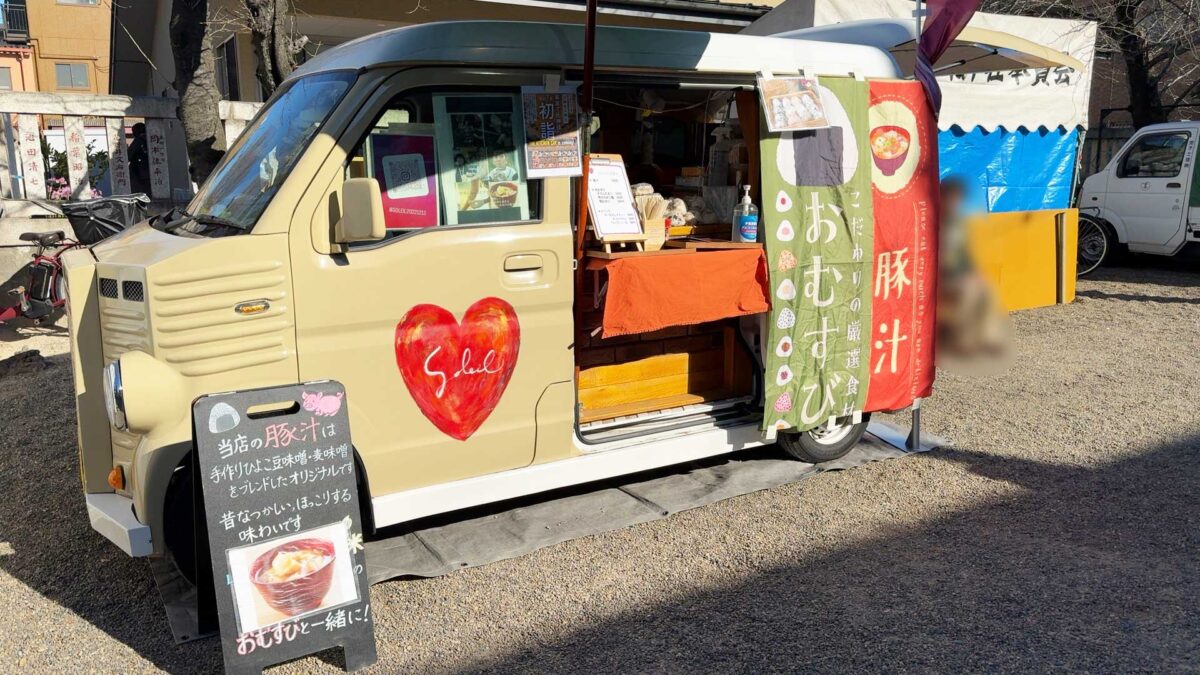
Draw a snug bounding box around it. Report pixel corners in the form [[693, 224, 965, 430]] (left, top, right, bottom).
[[193, 381, 377, 674]]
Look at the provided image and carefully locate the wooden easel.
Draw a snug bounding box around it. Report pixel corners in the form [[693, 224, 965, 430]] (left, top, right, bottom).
[[586, 153, 648, 253]]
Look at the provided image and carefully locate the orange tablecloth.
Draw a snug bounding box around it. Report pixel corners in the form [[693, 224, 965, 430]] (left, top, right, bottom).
[[587, 248, 770, 338]]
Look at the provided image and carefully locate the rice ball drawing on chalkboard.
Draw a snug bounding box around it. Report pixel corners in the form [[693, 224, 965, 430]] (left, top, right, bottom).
[[208, 402, 241, 434], [226, 521, 360, 633]]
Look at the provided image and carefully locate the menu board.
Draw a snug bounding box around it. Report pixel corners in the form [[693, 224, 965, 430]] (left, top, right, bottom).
[[367, 124, 439, 229], [585, 154, 644, 239], [521, 85, 582, 178], [433, 94, 530, 225], [193, 382, 377, 674]]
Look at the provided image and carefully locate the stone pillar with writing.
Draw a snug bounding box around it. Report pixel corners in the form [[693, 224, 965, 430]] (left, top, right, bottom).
[[145, 118, 171, 200], [106, 117, 131, 196], [63, 116, 92, 200], [16, 114, 46, 200]]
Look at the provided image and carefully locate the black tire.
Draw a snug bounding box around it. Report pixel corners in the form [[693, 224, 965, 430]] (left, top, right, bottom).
[[778, 413, 871, 463], [162, 459, 204, 585], [1077, 215, 1113, 276]]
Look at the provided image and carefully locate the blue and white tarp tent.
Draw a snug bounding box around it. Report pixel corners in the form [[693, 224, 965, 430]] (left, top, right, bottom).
[[746, 1, 1098, 214]]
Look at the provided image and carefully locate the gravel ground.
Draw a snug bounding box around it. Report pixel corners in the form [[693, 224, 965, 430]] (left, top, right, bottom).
[[0, 262, 1196, 673]]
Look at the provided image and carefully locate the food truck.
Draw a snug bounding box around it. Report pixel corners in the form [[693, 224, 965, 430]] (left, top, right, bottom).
[[62, 21, 948, 578]]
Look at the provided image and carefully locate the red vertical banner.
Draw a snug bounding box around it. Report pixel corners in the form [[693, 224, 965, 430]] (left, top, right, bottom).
[[864, 80, 938, 412]]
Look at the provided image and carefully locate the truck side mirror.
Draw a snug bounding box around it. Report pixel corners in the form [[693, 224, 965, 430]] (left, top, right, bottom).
[[336, 178, 386, 244]]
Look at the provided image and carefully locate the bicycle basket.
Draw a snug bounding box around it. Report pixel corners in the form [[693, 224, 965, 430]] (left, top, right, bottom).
[[61, 194, 151, 245]]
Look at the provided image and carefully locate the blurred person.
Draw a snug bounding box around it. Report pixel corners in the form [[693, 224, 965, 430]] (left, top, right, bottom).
[[937, 177, 1012, 370], [128, 123, 149, 195]]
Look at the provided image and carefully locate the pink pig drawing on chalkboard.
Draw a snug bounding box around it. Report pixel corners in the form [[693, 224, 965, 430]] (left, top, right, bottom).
[[302, 391, 343, 417]]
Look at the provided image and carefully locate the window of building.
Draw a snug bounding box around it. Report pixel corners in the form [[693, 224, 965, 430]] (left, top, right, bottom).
[[0, 68, 12, 91], [56, 0, 100, 5], [54, 62, 89, 90], [214, 37, 240, 101]]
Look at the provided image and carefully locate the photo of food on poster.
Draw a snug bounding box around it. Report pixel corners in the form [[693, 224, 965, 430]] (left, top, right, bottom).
[[227, 521, 360, 635], [757, 76, 830, 133], [367, 124, 439, 229], [434, 94, 530, 225], [521, 85, 582, 178]]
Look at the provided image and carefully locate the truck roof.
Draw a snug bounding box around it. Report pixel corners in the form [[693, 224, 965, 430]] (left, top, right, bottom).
[[289, 20, 900, 82]]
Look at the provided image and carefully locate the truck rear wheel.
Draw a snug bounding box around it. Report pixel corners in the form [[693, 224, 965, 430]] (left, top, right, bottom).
[[778, 414, 870, 463]]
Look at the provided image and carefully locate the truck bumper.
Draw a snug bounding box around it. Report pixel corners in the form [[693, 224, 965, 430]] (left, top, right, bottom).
[[86, 493, 153, 557]]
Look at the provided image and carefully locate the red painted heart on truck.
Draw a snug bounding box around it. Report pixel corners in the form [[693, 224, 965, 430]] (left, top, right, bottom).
[[394, 297, 520, 441]]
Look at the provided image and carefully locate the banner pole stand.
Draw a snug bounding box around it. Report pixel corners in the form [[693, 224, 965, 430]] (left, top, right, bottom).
[[906, 397, 922, 450]]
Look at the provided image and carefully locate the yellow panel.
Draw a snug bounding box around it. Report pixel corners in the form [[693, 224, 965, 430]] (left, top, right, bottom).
[[966, 209, 1078, 312]]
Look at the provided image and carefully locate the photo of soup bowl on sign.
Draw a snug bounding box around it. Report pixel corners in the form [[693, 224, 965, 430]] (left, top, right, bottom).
[[869, 125, 911, 177], [250, 538, 337, 617], [489, 181, 519, 208]]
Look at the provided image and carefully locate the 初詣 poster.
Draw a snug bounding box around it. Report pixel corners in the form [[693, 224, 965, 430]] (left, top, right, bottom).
[[864, 79, 938, 411], [521, 85, 582, 178], [433, 94, 530, 225], [760, 76, 875, 433], [367, 124, 439, 229]]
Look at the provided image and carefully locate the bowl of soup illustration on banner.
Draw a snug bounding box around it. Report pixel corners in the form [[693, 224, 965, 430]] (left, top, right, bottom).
[[250, 538, 337, 616], [869, 125, 911, 177]]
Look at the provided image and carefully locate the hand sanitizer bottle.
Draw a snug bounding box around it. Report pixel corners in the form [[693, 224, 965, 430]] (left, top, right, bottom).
[[732, 185, 759, 243]]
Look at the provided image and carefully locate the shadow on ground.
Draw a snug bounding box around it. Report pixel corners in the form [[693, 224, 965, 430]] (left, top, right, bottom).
[[460, 439, 1199, 673]]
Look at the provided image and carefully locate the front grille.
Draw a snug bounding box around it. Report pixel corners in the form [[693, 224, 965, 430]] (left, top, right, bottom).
[[122, 281, 144, 302], [99, 278, 118, 298]]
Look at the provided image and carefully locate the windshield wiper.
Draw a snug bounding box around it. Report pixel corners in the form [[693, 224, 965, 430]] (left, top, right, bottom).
[[159, 207, 249, 232]]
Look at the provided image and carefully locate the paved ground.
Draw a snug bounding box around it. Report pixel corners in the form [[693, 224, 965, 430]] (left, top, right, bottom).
[[0, 261, 1197, 673]]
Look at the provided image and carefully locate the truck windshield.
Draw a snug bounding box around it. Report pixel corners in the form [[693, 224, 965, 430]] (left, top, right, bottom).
[[174, 71, 356, 235]]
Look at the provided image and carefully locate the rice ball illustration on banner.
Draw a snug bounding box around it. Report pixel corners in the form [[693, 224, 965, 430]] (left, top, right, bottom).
[[776, 278, 797, 301], [776, 307, 796, 330], [777, 250, 797, 272], [776, 219, 795, 242], [773, 419, 792, 431], [774, 392, 793, 413], [776, 364, 793, 386], [776, 335, 793, 357], [775, 191, 793, 213]]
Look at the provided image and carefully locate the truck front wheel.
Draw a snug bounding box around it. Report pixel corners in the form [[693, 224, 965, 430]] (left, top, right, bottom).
[[778, 414, 871, 463]]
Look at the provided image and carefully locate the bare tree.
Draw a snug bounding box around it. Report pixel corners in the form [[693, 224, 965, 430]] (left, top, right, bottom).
[[170, 0, 227, 185], [209, 0, 309, 98], [983, 0, 1200, 127]]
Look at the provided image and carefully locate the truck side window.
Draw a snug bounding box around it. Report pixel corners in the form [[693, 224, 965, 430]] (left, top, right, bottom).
[[1118, 132, 1190, 179], [344, 90, 541, 244]]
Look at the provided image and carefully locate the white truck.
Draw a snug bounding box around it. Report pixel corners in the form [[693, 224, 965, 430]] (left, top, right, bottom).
[[1077, 121, 1200, 274]]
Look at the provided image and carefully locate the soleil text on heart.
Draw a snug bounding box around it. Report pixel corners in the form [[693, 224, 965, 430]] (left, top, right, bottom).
[[423, 346, 504, 399]]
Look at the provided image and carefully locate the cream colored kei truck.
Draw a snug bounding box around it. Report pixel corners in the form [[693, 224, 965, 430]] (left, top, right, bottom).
[[64, 22, 900, 573]]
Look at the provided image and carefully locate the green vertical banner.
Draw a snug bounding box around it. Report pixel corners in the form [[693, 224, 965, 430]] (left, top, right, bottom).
[[760, 77, 875, 433]]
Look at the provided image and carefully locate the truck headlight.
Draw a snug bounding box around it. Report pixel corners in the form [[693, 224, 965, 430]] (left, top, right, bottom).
[[102, 360, 128, 431]]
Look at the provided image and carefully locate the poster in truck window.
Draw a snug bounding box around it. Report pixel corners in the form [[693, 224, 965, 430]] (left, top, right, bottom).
[[433, 94, 530, 225], [521, 85, 583, 178], [759, 77, 875, 433], [367, 124, 439, 229]]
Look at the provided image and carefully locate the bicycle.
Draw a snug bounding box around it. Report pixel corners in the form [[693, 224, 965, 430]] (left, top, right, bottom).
[[0, 230, 87, 325]]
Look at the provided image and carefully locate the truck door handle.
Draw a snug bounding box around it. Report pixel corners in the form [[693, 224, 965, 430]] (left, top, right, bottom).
[[504, 254, 543, 272], [1167, 182, 1183, 188]]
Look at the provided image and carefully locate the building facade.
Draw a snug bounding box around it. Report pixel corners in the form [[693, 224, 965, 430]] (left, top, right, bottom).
[[1, 0, 112, 94]]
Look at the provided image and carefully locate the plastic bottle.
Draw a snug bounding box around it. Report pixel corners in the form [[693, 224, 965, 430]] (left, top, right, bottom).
[[732, 185, 759, 243]]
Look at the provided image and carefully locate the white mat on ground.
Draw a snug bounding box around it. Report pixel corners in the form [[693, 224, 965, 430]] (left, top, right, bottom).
[[365, 421, 943, 584]]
